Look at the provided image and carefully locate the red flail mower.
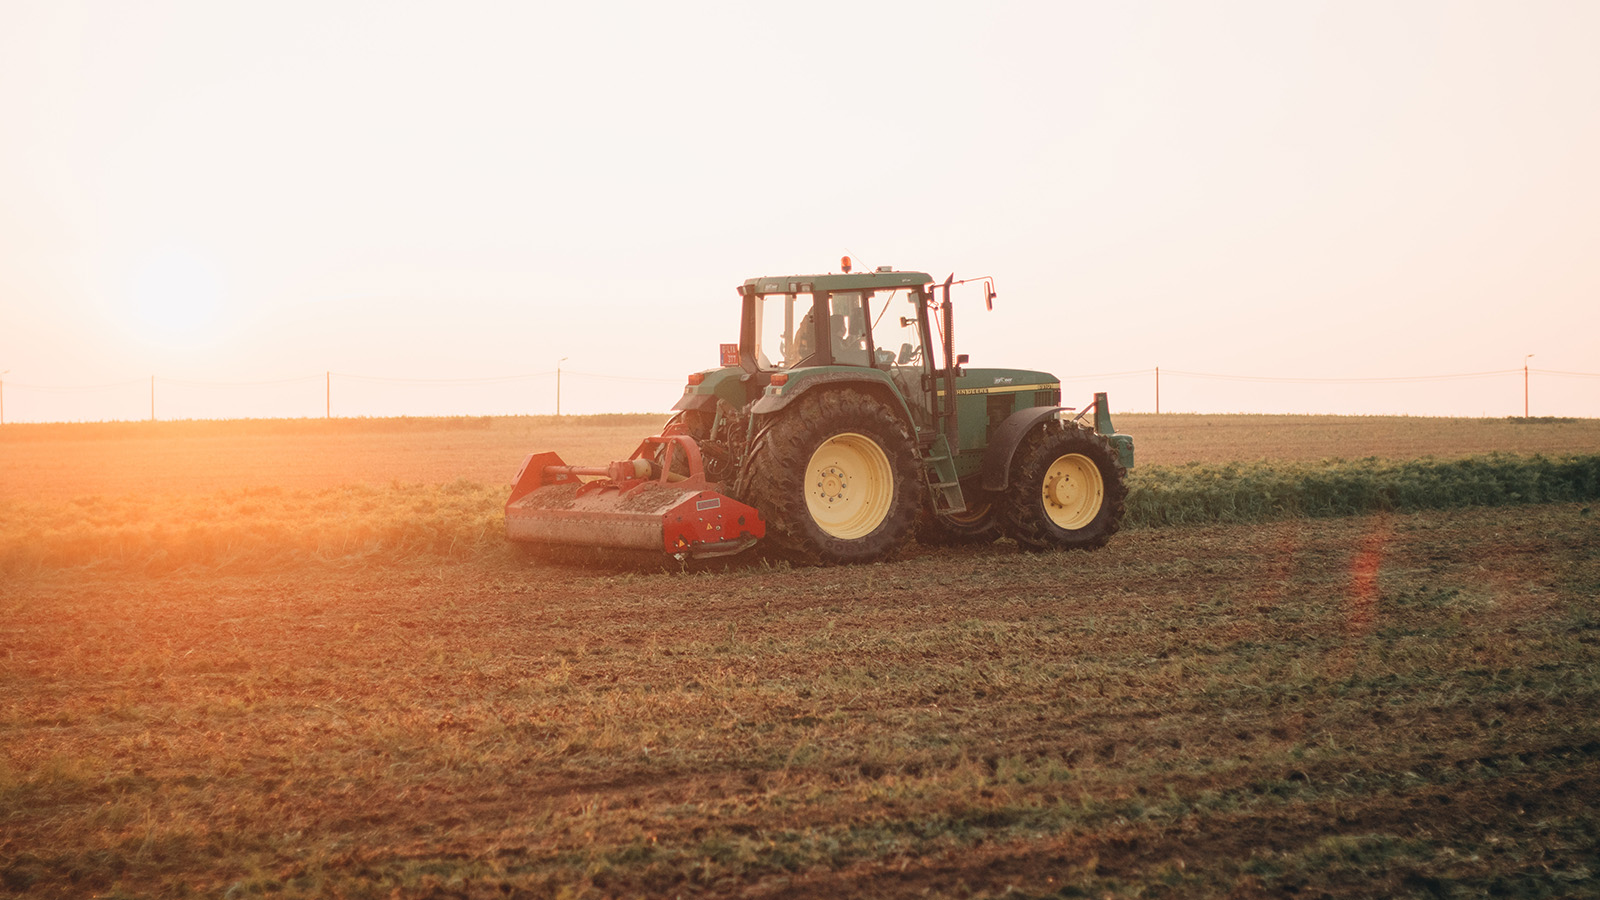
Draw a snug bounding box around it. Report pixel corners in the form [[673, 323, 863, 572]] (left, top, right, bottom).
[[504, 432, 765, 560]]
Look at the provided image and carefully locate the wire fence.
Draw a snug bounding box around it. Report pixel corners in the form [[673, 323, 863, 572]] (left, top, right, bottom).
[[0, 366, 1596, 424], [1057, 366, 1600, 417]]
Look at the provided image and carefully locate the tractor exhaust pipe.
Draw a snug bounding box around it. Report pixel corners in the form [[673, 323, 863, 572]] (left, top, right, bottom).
[[941, 274, 959, 451]]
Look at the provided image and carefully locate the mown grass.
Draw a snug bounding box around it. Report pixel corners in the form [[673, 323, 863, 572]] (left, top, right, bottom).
[[5, 419, 1597, 898], [0, 480, 514, 576], [2, 505, 1596, 898], [5, 452, 1596, 576]]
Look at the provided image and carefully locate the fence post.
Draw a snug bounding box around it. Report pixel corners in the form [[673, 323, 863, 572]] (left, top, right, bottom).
[[1524, 355, 1533, 418]]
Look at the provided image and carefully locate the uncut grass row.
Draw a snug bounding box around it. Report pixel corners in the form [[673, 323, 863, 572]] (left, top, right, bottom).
[[1125, 452, 1600, 526], [4, 452, 1595, 575]]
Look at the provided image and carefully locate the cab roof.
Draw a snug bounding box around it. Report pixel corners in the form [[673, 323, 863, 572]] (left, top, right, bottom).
[[739, 269, 935, 295]]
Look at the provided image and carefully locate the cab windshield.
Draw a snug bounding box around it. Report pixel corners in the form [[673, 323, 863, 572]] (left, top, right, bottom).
[[752, 290, 925, 370]]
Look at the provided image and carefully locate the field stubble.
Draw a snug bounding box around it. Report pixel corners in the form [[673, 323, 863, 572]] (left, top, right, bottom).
[[2, 413, 1599, 897], [2, 504, 1597, 897]]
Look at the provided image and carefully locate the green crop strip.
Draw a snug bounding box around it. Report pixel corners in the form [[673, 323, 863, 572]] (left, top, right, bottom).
[[1125, 453, 1600, 527]]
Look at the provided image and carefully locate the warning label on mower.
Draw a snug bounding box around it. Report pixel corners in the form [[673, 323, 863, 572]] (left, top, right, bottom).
[[696, 497, 722, 511]]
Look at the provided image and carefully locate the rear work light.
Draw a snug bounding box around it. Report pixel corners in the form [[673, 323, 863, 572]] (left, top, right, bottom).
[[687, 373, 705, 385], [769, 373, 789, 386]]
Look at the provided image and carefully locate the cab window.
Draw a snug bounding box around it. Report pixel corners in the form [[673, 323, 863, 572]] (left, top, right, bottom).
[[828, 293, 872, 367]]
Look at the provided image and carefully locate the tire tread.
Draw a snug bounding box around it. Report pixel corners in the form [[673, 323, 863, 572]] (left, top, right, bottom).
[[741, 390, 920, 565]]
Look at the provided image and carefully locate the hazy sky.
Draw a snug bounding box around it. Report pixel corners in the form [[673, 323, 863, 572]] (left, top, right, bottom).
[[2, 0, 1597, 421]]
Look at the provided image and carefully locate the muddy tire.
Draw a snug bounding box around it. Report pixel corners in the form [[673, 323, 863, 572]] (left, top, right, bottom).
[[1001, 425, 1126, 551], [742, 390, 919, 565], [918, 486, 1002, 546]]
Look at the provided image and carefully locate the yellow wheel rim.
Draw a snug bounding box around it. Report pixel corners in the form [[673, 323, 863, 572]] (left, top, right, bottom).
[[805, 433, 894, 539], [1041, 453, 1104, 530]]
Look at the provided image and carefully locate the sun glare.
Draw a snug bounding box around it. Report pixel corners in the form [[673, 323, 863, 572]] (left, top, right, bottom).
[[121, 248, 230, 348]]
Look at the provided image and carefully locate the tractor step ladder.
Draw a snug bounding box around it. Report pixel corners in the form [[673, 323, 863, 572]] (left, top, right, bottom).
[[920, 434, 967, 515]]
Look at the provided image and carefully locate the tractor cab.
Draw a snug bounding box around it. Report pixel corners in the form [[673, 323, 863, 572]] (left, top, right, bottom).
[[739, 268, 936, 374]]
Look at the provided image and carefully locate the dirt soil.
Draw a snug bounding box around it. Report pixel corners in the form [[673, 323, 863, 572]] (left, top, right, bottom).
[[3, 502, 1596, 898]]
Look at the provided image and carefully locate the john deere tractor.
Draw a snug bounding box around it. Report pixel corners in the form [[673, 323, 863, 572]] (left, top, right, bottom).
[[505, 261, 1133, 565]]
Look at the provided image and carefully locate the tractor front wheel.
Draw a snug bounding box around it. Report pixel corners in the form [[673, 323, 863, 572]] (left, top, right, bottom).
[[1001, 425, 1127, 551], [742, 390, 919, 565]]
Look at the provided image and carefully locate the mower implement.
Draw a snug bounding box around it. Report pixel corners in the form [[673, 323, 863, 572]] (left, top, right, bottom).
[[504, 434, 765, 559]]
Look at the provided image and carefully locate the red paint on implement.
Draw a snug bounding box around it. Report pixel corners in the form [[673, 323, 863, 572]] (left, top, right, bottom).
[[505, 434, 765, 558]]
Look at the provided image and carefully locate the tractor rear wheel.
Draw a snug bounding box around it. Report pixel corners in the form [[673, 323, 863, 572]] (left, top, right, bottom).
[[742, 390, 919, 565], [1001, 425, 1126, 551]]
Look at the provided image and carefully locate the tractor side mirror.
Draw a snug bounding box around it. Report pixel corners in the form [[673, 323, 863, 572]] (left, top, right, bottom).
[[956, 354, 969, 366], [897, 343, 915, 364], [985, 286, 996, 310]]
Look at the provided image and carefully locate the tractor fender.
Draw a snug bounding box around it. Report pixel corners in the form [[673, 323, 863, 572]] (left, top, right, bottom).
[[671, 366, 749, 414], [670, 392, 718, 414], [980, 406, 1066, 492], [749, 369, 917, 427], [742, 372, 920, 487]]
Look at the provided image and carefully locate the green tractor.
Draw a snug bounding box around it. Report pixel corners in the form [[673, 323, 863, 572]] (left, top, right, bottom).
[[505, 261, 1133, 565]]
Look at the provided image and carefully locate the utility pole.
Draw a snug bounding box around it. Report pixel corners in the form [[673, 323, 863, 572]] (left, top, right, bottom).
[[557, 357, 568, 417], [1524, 354, 1534, 418]]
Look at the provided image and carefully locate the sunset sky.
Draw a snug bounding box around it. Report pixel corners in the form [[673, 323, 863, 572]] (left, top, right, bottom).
[[2, 0, 1597, 422]]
